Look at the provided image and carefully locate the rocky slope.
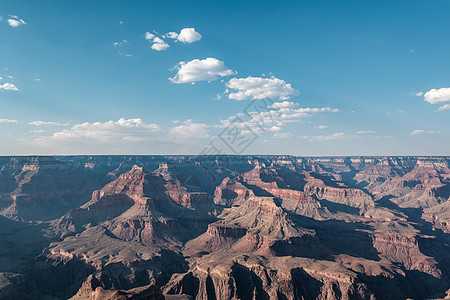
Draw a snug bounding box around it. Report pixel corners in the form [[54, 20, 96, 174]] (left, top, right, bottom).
[[0, 156, 99, 221], [0, 156, 449, 299]]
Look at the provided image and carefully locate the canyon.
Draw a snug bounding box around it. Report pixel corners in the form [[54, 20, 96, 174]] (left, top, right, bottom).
[[0, 156, 450, 299]]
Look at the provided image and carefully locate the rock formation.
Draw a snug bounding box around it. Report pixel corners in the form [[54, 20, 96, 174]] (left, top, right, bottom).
[[0, 156, 449, 299]]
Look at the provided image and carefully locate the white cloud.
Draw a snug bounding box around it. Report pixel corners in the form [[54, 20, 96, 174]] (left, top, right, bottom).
[[273, 132, 292, 139], [151, 41, 170, 51], [113, 40, 128, 46], [270, 101, 298, 109], [220, 101, 339, 136], [30, 117, 217, 153], [29, 121, 69, 126], [170, 58, 236, 84], [0, 83, 19, 91], [144, 32, 170, 51], [176, 28, 202, 43], [7, 16, 27, 28], [225, 76, 299, 101], [150, 37, 169, 51], [0, 74, 14, 79], [423, 87, 450, 111], [144, 32, 155, 40], [0, 119, 18, 123], [357, 130, 376, 134], [437, 104, 450, 111], [315, 125, 328, 129], [304, 132, 357, 142], [301, 130, 376, 142], [38, 118, 160, 142], [168, 119, 209, 141], [145, 28, 201, 52], [164, 32, 179, 39], [424, 87, 450, 104], [410, 129, 436, 136], [113, 40, 132, 57], [268, 126, 281, 132], [153, 37, 164, 44], [415, 92, 424, 96]]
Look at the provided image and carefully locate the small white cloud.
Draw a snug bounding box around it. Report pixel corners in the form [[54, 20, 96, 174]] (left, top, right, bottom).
[[225, 76, 299, 101], [213, 93, 223, 101], [29, 121, 69, 126], [410, 129, 436, 136], [415, 92, 424, 96], [165, 32, 179, 39], [151, 41, 169, 51], [424, 87, 450, 104], [170, 58, 235, 84], [273, 132, 292, 139], [146, 36, 170, 51], [315, 125, 328, 130], [357, 130, 376, 134], [144, 32, 155, 40], [0, 83, 19, 91], [113, 40, 128, 46], [113, 40, 133, 57], [7, 16, 27, 27], [176, 28, 202, 43], [153, 37, 164, 44], [422, 87, 450, 111], [0, 74, 14, 79], [145, 28, 200, 52], [270, 101, 298, 109], [0, 119, 19, 123], [268, 126, 282, 132], [437, 104, 450, 111], [304, 132, 357, 142]]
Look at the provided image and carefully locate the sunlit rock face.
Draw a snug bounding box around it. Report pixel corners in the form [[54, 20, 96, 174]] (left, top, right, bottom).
[[1, 155, 450, 299]]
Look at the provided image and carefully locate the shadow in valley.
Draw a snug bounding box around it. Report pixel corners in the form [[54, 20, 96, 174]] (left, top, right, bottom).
[[377, 195, 450, 244], [239, 180, 274, 197], [375, 195, 450, 287], [231, 264, 270, 300], [360, 269, 448, 300], [318, 199, 360, 215], [291, 267, 324, 300], [291, 214, 381, 261]]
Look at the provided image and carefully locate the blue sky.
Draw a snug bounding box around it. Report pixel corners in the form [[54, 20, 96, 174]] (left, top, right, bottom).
[[1, 0, 450, 155]]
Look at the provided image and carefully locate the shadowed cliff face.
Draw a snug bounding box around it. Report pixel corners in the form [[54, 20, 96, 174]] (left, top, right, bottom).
[[0, 157, 100, 221], [0, 155, 450, 299]]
